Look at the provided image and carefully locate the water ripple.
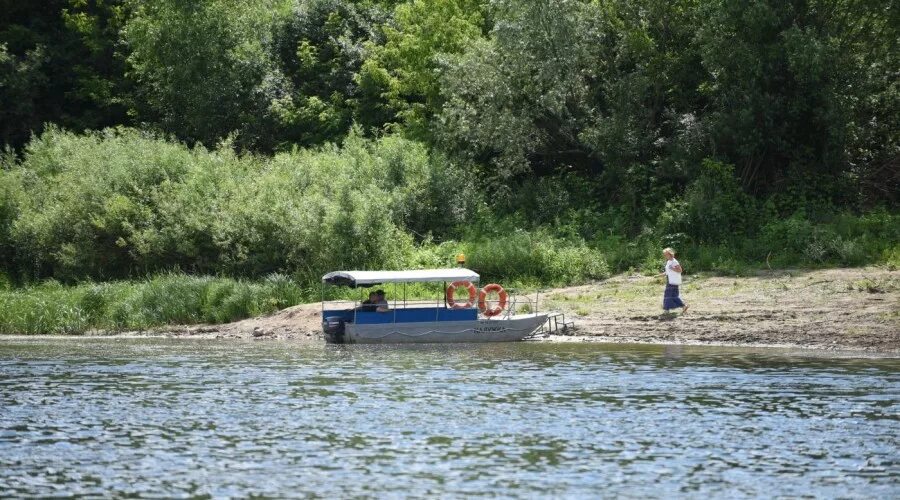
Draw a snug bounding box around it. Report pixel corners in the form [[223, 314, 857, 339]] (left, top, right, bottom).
[[0, 339, 898, 497]]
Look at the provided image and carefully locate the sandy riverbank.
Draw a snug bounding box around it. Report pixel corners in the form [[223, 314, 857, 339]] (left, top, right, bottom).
[[86, 267, 899, 353], [538, 267, 899, 352]]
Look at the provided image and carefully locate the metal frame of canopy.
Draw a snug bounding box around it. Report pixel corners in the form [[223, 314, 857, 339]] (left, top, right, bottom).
[[321, 268, 480, 287]]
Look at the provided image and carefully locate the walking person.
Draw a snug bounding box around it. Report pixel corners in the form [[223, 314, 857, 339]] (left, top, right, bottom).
[[660, 247, 689, 314]]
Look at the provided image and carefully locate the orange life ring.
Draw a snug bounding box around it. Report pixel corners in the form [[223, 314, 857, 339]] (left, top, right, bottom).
[[446, 280, 477, 309], [478, 284, 508, 317]]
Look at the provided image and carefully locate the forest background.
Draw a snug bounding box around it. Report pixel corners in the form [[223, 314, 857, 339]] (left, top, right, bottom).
[[0, 0, 897, 333]]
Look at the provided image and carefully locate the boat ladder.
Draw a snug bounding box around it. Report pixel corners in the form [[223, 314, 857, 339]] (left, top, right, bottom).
[[537, 312, 574, 336]]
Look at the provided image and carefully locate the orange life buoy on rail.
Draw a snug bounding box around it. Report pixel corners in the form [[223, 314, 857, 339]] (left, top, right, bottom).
[[478, 284, 508, 317], [446, 280, 477, 309]]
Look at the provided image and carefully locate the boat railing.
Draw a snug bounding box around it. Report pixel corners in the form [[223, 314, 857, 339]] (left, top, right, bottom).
[[323, 298, 454, 310], [491, 292, 542, 320], [322, 290, 544, 321]]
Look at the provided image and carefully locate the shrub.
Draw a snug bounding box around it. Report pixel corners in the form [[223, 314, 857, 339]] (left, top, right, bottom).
[[760, 213, 873, 266], [463, 230, 609, 286], [0, 274, 309, 334], [217, 282, 258, 323], [78, 284, 109, 323], [656, 159, 759, 244], [4, 127, 896, 296], [0, 167, 20, 276], [881, 245, 900, 270], [759, 215, 817, 257], [4, 127, 468, 283], [9, 127, 199, 280], [832, 210, 900, 241]]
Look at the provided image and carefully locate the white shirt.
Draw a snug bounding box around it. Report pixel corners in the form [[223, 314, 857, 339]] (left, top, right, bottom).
[[665, 258, 682, 285]]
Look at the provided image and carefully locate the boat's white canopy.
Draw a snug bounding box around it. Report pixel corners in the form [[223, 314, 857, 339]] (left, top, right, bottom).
[[322, 268, 480, 287]]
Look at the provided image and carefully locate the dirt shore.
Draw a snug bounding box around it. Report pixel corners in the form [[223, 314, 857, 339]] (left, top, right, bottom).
[[101, 267, 899, 353], [538, 267, 899, 352]]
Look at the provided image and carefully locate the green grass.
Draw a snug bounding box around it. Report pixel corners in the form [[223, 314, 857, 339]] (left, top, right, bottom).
[[597, 235, 899, 278], [0, 273, 306, 335]]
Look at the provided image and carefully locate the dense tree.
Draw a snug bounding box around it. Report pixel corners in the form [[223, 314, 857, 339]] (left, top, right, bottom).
[[695, 0, 843, 198], [437, 0, 595, 189], [437, 0, 896, 223], [0, 41, 47, 150], [124, 0, 286, 150], [356, 0, 488, 138], [270, 0, 387, 147], [0, 0, 132, 150], [0, 0, 896, 284], [437, 0, 703, 221], [829, 0, 899, 207]]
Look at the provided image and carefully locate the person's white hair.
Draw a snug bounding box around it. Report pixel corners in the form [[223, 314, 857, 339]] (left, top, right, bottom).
[[662, 247, 676, 255]]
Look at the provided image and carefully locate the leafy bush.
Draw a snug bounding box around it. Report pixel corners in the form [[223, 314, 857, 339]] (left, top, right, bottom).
[[8, 126, 200, 280], [593, 208, 898, 275], [831, 210, 900, 241], [881, 246, 900, 271], [759, 214, 867, 266], [0, 274, 307, 335], [4, 127, 474, 283], [759, 215, 818, 257], [0, 160, 21, 274], [2, 123, 897, 321], [656, 159, 758, 244], [462, 230, 609, 286]]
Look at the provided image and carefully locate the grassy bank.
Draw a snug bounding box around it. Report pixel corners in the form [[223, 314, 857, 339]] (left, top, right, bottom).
[[0, 248, 608, 335], [3, 257, 899, 336], [0, 274, 306, 335], [6, 267, 894, 352]]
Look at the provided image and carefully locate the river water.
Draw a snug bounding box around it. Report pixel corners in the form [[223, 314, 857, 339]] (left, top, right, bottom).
[[0, 338, 897, 498]]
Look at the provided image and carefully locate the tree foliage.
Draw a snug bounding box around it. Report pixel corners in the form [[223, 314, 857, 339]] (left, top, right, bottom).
[[0, 0, 897, 286], [0, 0, 132, 149], [1, 127, 479, 282], [358, 0, 487, 138], [270, 0, 387, 147], [124, 0, 284, 149]]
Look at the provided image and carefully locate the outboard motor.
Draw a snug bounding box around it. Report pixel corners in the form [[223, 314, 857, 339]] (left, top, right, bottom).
[[323, 316, 346, 344]]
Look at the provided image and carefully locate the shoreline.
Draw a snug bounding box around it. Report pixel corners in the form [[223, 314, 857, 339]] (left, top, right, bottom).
[[537, 335, 900, 357], [3, 334, 897, 359], [1, 267, 897, 354]]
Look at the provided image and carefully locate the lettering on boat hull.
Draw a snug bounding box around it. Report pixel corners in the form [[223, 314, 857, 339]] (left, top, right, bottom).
[[475, 325, 505, 334]]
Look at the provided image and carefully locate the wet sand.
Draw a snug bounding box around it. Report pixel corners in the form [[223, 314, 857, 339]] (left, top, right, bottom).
[[87, 267, 899, 353]]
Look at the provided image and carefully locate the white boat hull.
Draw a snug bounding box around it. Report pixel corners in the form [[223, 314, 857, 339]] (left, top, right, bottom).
[[333, 313, 549, 344]]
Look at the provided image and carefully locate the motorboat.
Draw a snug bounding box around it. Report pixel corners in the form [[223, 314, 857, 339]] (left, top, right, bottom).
[[320, 268, 551, 344]]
